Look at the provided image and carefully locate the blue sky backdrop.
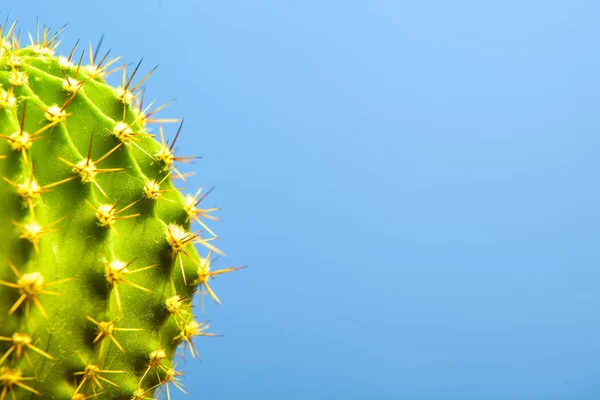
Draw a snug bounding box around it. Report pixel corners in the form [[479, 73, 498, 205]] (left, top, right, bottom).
[[4, 1, 600, 399]]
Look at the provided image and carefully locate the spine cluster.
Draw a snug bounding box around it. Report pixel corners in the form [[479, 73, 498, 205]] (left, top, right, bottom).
[[0, 22, 241, 399]]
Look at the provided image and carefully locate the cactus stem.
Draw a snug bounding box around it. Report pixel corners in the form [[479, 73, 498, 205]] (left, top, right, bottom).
[[0, 21, 244, 397]]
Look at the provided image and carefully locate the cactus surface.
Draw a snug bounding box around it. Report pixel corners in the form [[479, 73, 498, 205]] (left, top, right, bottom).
[[0, 21, 241, 399]]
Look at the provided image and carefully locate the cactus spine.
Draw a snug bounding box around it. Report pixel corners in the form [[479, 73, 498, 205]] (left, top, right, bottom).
[[0, 21, 241, 399]]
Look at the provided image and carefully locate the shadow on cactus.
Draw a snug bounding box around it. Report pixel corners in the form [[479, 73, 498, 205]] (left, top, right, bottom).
[[0, 21, 244, 399]]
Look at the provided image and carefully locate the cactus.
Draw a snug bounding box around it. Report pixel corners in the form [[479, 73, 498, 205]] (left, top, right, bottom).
[[0, 21, 242, 399]]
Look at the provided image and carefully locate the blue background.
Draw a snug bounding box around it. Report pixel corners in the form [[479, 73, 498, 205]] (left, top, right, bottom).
[[4, 1, 600, 399]]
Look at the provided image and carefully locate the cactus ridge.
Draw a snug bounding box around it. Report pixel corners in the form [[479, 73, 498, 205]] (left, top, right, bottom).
[[0, 21, 242, 399]]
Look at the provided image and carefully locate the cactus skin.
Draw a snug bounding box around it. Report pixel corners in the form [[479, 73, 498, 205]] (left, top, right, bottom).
[[0, 22, 241, 399]]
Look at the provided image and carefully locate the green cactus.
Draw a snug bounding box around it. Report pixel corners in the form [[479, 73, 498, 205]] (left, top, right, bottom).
[[0, 21, 242, 399]]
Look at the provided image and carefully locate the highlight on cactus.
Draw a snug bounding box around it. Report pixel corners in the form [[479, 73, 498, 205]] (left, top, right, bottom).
[[0, 20, 244, 399]]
